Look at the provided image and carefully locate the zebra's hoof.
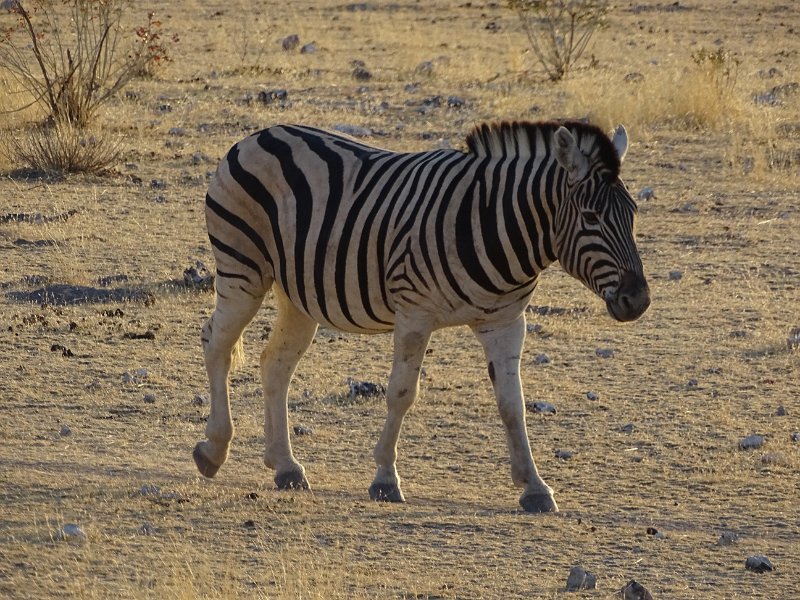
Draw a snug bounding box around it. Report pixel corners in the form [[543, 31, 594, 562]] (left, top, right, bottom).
[[369, 482, 405, 503], [520, 492, 559, 513], [275, 470, 310, 490], [193, 443, 222, 478]]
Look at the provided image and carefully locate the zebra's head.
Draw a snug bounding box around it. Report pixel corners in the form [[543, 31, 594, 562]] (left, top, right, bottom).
[[552, 123, 650, 322]]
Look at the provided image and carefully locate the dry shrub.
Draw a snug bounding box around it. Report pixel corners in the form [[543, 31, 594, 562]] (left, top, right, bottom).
[[0, 0, 175, 127], [5, 120, 121, 175]]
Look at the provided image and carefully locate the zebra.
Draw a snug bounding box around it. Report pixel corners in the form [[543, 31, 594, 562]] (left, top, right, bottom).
[[193, 119, 650, 512]]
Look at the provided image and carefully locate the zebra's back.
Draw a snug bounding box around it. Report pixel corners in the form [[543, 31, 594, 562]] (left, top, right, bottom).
[[206, 124, 480, 333]]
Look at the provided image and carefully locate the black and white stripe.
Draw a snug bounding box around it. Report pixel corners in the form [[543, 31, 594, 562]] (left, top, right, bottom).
[[194, 119, 650, 512]]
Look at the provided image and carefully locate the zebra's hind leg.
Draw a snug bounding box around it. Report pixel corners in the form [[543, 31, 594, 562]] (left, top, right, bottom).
[[261, 288, 318, 490], [472, 316, 559, 513], [194, 281, 264, 478], [369, 313, 433, 503]]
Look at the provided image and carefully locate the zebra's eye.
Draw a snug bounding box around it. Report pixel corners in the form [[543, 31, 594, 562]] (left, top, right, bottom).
[[582, 211, 600, 226]]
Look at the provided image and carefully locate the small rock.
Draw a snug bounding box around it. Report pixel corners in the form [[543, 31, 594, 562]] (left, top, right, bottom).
[[281, 34, 300, 51], [138, 484, 162, 497], [526, 323, 543, 334], [352, 65, 372, 81], [183, 261, 213, 287], [668, 270, 683, 281], [586, 391, 599, 401], [621, 423, 635, 433], [565, 566, 597, 592], [775, 405, 787, 416], [139, 522, 156, 535], [150, 179, 167, 190], [791, 432, 800, 442], [637, 186, 655, 200], [446, 95, 466, 108], [729, 330, 747, 338], [528, 401, 557, 414], [646, 527, 666, 539], [168, 127, 187, 136], [143, 394, 156, 404], [332, 123, 373, 137], [193, 394, 208, 406], [595, 348, 614, 358], [59, 424, 72, 437], [293, 425, 313, 436], [739, 434, 765, 450], [243, 519, 257, 529], [191, 151, 212, 165], [555, 449, 573, 460], [687, 378, 698, 387], [300, 42, 317, 54], [761, 452, 787, 466], [717, 530, 739, 545], [347, 378, 385, 399], [620, 579, 654, 600], [534, 353, 551, 365], [257, 89, 289, 105], [414, 60, 434, 77], [59, 523, 87, 542], [153, 194, 167, 203], [246, 492, 259, 501], [788, 327, 800, 350], [745, 555, 774, 573]]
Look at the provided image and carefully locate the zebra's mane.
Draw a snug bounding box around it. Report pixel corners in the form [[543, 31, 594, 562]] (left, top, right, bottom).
[[465, 120, 621, 179]]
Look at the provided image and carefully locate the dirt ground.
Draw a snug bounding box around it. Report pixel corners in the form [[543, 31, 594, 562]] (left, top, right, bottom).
[[0, 0, 798, 598]]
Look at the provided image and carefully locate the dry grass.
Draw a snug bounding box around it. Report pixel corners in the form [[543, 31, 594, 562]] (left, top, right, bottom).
[[1, 1, 799, 599]]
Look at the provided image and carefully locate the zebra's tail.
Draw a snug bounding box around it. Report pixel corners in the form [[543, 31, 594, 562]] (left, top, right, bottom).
[[231, 335, 245, 372]]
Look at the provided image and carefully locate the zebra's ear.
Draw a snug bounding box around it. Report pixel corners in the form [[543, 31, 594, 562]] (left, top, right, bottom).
[[554, 126, 589, 183], [610, 124, 629, 162]]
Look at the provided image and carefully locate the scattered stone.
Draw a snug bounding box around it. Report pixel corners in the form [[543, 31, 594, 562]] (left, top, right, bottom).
[[122, 368, 149, 385], [59, 424, 72, 437], [621, 423, 635, 433], [528, 401, 557, 414], [624, 71, 645, 84], [58, 523, 87, 542], [637, 186, 655, 200], [346, 378, 385, 399], [761, 452, 787, 466], [332, 123, 373, 137], [243, 519, 257, 529], [586, 391, 599, 401], [257, 88, 289, 105], [150, 179, 167, 190], [687, 378, 698, 387], [788, 327, 800, 350], [757, 67, 783, 79], [775, 405, 787, 416], [139, 522, 156, 535], [620, 579, 654, 600], [717, 530, 739, 545], [293, 425, 313, 436], [155, 103, 172, 113], [446, 95, 466, 108], [729, 330, 747, 338], [565, 566, 597, 591], [153, 194, 167, 203], [745, 555, 774, 573], [138, 484, 162, 497], [281, 34, 300, 51], [183, 261, 214, 289], [791, 432, 800, 442], [143, 393, 156, 404], [526, 323, 543, 334], [739, 434, 765, 450], [50, 344, 74, 357], [534, 353, 551, 365], [300, 42, 317, 54], [414, 60, 434, 77], [668, 270, 683, 281], [122, 330, 156, 340], [352, 64, 372, 81], [168, 127, 187, 136], [193, 394, 208, 406], [191, 151, 212, 165], [595, 348, 614, 358], [555, 449, 573, 460], [246, 492, 259, 501], [646, 526, 666, 539]]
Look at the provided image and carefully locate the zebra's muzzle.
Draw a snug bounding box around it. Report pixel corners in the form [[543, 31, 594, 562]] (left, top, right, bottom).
[[605, 270, 650, 322]]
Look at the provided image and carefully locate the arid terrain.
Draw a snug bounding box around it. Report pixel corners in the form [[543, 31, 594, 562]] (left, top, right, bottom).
[[0, 0, 798, 598]]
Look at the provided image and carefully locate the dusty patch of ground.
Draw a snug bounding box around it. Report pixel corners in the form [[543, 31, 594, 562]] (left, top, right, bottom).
[[0, 1, 798, 598]]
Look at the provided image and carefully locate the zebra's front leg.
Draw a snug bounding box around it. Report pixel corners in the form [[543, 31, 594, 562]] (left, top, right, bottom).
[[261, 289, 318, 490], [472, 316, 559, 513], [370, 314, 433, 503]]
